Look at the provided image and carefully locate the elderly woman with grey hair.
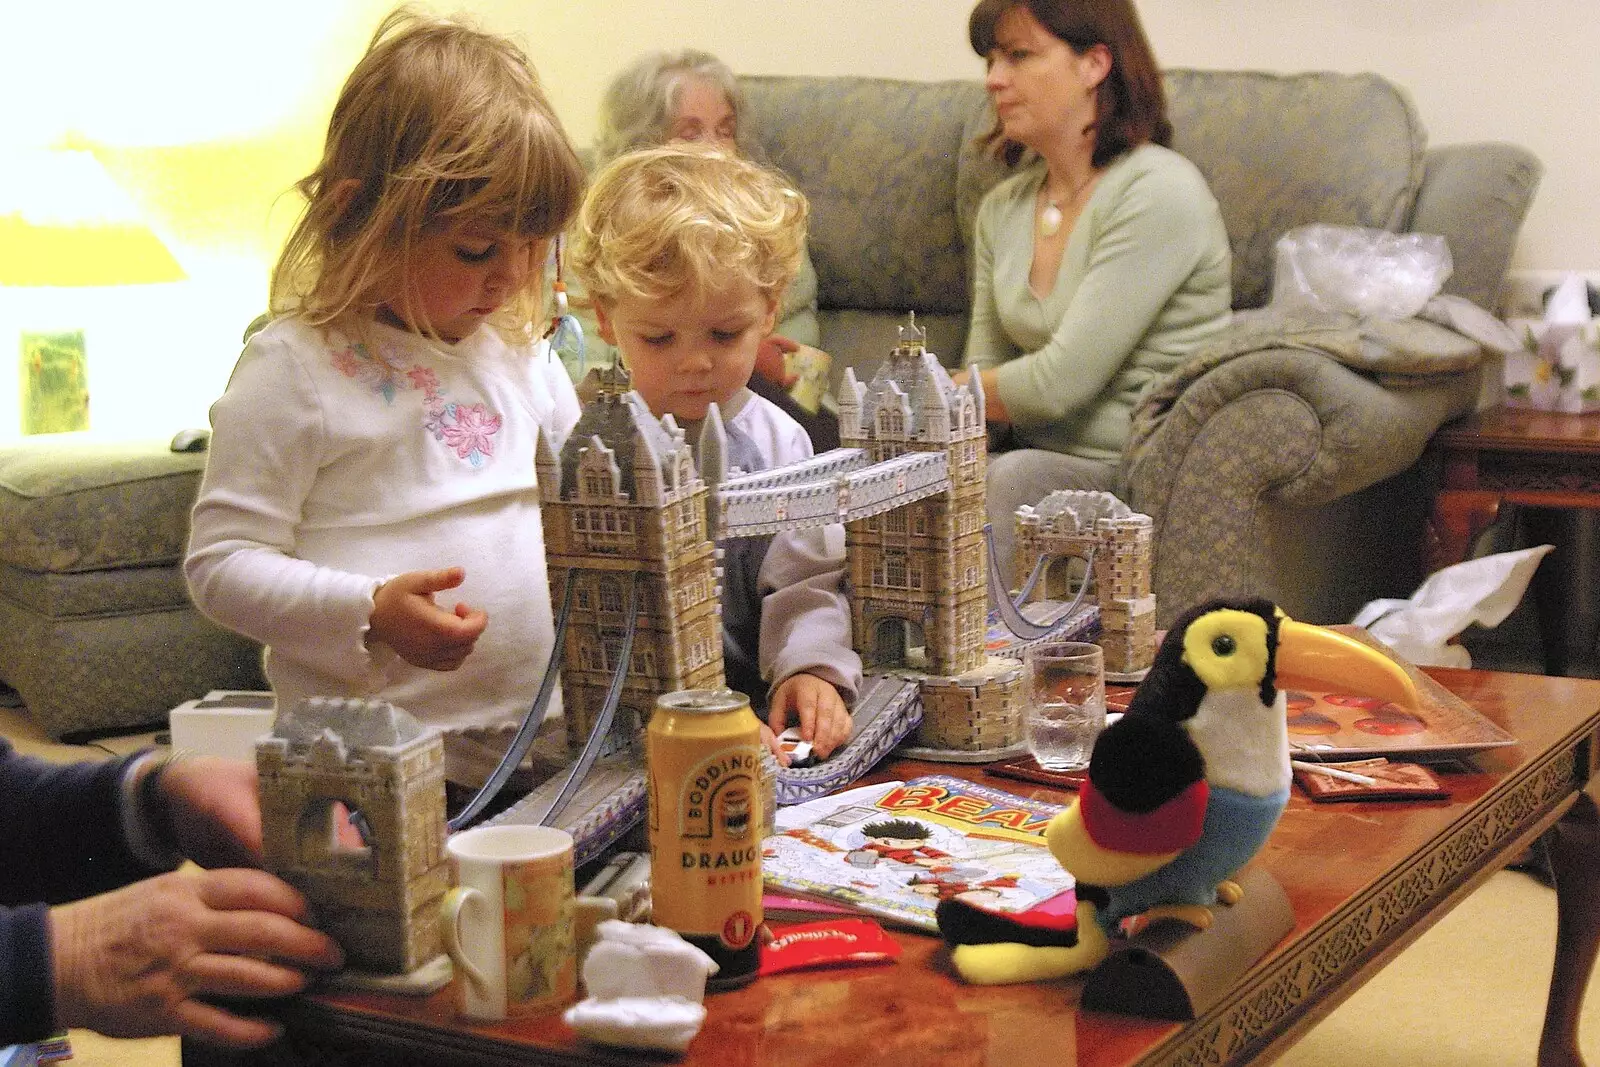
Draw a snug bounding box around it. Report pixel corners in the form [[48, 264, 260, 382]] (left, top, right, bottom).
[[575, 49, 831, 442], [594, 49, 750, 163]]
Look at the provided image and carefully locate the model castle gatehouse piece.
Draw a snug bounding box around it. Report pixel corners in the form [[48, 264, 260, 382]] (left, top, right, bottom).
[[257, 696, 450, 975]]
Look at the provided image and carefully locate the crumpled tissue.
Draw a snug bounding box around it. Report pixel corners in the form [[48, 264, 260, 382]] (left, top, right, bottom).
[[563, 920, 720, 1052], [1350, 545, 1553, 667]]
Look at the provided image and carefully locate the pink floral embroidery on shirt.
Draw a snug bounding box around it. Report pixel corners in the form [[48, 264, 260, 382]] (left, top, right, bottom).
[[407, 366, 440, 394], [331, 343, 411, 404], [332, 342, 502, 468], [437, 402, 502, 466]]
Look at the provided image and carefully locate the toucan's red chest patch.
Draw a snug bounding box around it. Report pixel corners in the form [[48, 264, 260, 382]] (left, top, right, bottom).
[[1080, 778, 1209, 854]]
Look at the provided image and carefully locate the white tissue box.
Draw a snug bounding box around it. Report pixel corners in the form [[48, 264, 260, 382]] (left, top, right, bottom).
[[169, 690, 276, 760], [1504, 319, 1600, 412]]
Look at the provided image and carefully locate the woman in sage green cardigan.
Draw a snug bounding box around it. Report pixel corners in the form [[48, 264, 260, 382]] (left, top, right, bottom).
[[957, 0, 1231, 575]]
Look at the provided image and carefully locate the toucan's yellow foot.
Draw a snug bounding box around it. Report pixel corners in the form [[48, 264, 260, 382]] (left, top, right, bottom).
[[1120, 904, 1215, 938], [950, 902, 1109, 985], [1216, 879, 1244, 906]]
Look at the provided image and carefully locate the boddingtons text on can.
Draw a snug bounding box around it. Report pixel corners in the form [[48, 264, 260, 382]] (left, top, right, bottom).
[[647, 689, 764, 989]]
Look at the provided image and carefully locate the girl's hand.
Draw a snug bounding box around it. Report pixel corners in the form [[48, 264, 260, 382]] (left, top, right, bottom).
[[368, 567, 488, 671], [767, 673, 853, 762]]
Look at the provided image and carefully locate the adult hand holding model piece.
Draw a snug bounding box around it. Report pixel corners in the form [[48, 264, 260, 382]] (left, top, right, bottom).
[[50, 867, 343, 1047], [1, 741, 344, 1049]]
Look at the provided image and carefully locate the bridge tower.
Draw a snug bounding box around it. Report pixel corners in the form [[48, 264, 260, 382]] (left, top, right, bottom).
[[837, 317, 988, 676], [536, 368, 725, 749], [1015, 490, 1157, 676]]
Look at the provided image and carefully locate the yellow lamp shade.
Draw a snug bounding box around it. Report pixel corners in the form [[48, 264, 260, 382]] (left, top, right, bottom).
[[0, 215, 185, 286], [0, 149, 186, 287]]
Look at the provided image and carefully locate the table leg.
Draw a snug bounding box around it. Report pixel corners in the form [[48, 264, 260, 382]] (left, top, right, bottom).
[[1540, 789, 1600, 1067], [1527, 509, 1578, 676], [1425, 490, 1503, 575]]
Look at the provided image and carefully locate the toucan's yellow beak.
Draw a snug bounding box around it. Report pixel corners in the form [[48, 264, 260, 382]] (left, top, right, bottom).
[[1275, 619, 1419, 709]]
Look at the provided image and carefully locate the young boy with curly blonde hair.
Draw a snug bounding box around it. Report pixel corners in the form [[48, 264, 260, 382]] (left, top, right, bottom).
[[567, 145, 856, 764]]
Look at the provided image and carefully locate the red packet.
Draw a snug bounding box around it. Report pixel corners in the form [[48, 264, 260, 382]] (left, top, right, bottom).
[[759, 919, 902, 976]]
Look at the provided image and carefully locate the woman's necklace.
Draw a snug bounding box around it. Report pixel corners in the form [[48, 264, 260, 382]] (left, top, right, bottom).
[[1038, 169, 1097, 238]]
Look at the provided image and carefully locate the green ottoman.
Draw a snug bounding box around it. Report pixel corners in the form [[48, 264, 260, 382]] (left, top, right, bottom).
[[0, 438, 265, 739]]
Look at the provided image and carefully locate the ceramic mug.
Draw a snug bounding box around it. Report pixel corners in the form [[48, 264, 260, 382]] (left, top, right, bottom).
[[440, 824, 576, 1020]]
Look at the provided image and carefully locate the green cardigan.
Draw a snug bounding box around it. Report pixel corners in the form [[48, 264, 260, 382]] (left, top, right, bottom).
[[965, 144, 1232, 461]]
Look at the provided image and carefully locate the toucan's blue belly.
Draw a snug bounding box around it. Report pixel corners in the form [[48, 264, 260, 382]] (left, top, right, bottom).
[[1098, 785, 1289, 933]]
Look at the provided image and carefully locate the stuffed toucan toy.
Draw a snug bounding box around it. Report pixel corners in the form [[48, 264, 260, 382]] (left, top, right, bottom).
[[943, 597, 1419, 985]]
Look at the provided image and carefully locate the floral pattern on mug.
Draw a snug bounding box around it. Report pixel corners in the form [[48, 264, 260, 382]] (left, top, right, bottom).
[[503, 857, 575, 1006]]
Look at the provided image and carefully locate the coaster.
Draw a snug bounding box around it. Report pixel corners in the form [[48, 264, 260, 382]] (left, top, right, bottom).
[[982, 754, 1088, 790], [1292, 758, 1449, 802]]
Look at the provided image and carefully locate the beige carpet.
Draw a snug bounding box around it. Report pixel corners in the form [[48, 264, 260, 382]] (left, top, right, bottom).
[[5, 702, 1597, 1067]]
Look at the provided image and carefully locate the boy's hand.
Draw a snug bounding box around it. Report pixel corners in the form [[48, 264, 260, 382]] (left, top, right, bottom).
[[767, 673, 852, 764], [759, 722, 785, 766], [368, 567, 488, 671]]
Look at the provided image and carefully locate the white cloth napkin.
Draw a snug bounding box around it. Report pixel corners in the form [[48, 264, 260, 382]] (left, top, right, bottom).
[[563, 921, 720, 1052]]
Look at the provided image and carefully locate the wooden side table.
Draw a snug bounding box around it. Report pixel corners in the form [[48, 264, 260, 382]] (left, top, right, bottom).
[[1427, 406, 1600, 674]]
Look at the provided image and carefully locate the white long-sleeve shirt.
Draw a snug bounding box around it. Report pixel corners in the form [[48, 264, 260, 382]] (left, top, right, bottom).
[[186, 316, 581, 732]]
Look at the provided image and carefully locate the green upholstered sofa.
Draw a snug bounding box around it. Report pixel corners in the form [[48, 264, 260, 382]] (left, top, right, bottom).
[[0, 439, 264, 738], [738, 69, 1540, 626]]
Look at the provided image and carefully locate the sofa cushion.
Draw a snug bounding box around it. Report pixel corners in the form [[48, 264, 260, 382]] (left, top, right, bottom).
[[1164, 69, 1426, 311], [741, 76, 987, 316], [0, 561, 193, 618], [0, 591, 264, 739], [0, 439, 203, 573]]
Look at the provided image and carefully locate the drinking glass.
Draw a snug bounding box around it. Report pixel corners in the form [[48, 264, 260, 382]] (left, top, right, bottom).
[[1023, 640, 1106, 771]]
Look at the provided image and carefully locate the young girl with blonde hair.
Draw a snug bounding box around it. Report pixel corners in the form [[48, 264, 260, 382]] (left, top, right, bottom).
[[187, 8, 586, 786]]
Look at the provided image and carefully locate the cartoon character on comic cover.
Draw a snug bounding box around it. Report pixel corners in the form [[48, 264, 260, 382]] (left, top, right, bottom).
[[763, 777, 1076, 931]]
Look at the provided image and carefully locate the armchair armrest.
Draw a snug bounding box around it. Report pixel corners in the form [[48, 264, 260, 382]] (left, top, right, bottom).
[[1125, 346, 1481, 624]]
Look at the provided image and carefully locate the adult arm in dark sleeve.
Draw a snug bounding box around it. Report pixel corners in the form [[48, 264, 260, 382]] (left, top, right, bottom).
[[1, 739, 154, 1045], [0, 740, 152, 906]]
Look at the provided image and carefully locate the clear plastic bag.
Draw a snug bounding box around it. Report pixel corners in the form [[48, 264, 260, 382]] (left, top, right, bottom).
[[1271, 224, 1453, 320]]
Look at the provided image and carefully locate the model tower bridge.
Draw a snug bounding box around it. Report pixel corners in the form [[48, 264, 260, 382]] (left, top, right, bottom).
[[465, 317, 1154, 860]]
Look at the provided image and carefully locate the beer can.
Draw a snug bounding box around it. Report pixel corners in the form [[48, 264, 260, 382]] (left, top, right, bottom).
[[646, 689, 763, 989]]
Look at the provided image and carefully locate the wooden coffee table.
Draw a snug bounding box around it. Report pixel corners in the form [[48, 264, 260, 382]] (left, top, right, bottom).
[[186, 667, 1600, 1067], [1427, 405, 1600, 674]]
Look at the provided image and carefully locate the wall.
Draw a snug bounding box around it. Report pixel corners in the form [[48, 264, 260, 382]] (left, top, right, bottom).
[[3, 0, 1594, 439]]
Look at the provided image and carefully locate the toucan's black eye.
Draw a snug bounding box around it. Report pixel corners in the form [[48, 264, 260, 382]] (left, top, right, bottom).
[[1212, 634, 1236, 656]]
